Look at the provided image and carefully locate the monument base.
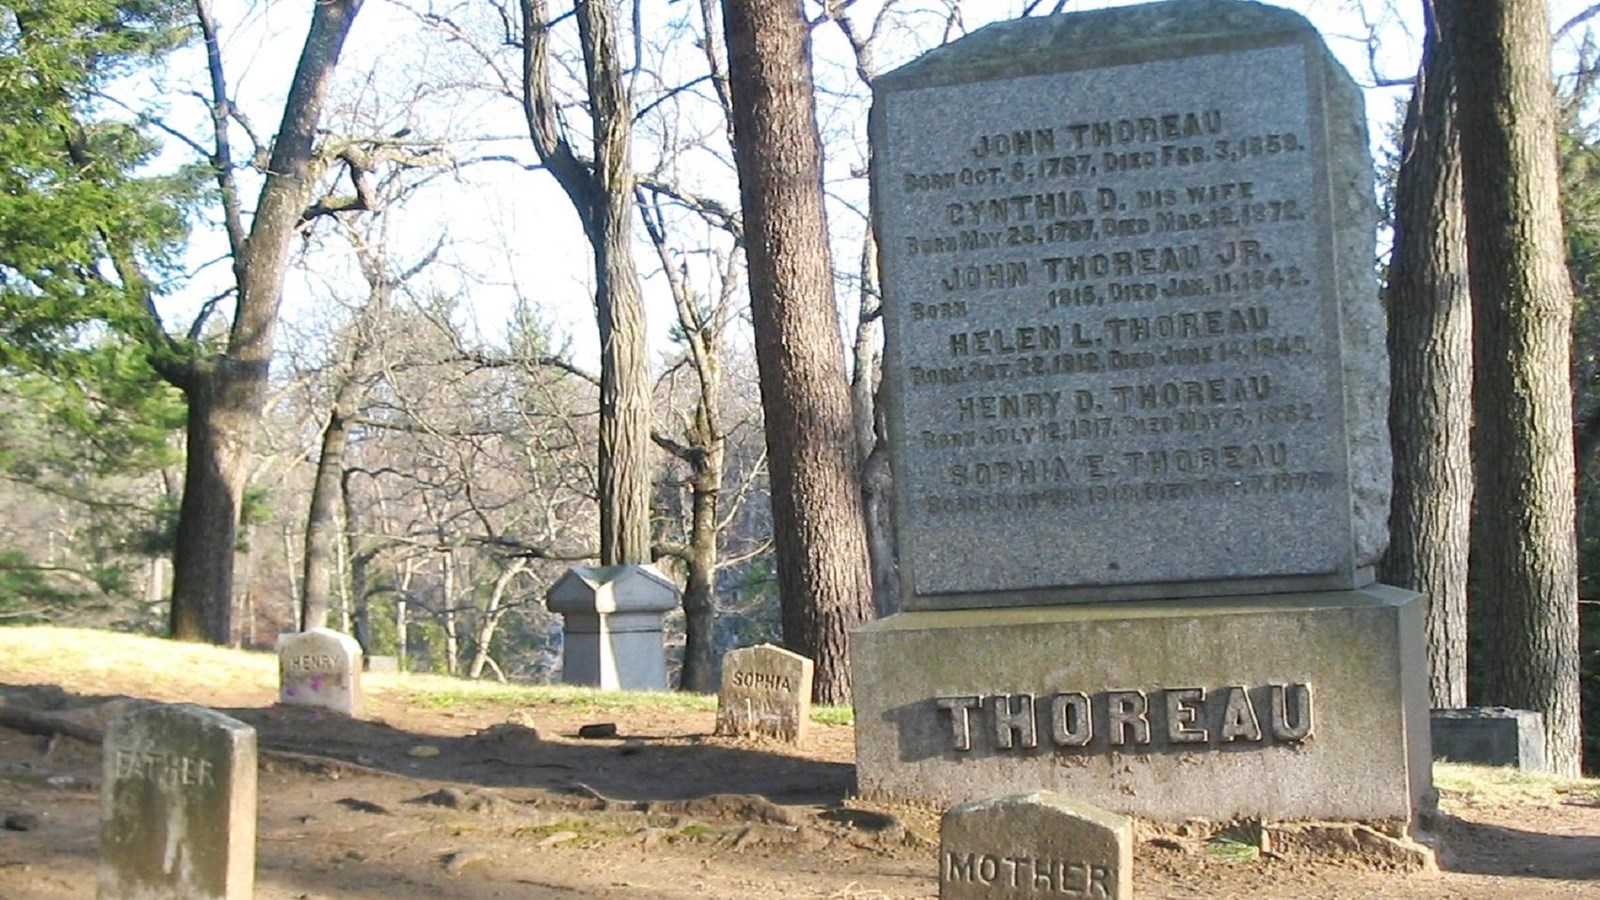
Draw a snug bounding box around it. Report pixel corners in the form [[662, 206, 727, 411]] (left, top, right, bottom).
[[852, 585, 1432, 825]]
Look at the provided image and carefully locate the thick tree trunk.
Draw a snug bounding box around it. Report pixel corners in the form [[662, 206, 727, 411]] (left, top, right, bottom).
[[169, 0, 363, 643], [722, 0, 876, 705], [168, 364, 253, 643], [1380, 1, 1473, 708], [521, 0, 653, 566], [1450, 0, 1583, 776]]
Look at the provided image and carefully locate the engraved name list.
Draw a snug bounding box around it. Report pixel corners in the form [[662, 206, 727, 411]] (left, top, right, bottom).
[[878, 42, 1348, 596]]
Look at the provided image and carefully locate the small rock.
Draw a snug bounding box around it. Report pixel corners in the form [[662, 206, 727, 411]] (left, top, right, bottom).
[[407, 745, 441, 758], [618, 738, 645, 756], [577, 723, 617, 739], [538, 830, 580, 848], [441, 849, 488, 875], [335, 798, 391, 815], [3, 812, 41, 832]]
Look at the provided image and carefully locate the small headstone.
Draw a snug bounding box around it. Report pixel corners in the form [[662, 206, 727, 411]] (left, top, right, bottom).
[[1432, 707, 1548, 773], [365, 654, 400, 673], [714, 643, 815, 742], [940, 792, 1131, 900], [99, 703, 257, 900], [278, 627, 364, 717]]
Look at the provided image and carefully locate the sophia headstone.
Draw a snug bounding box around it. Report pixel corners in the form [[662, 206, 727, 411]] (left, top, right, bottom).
[[852, 0, 1432, 825], [940, 792, 1132, 900], [714, 643, 815, 742], [278, 627, 364, 717], [98, 704, 257, 900]]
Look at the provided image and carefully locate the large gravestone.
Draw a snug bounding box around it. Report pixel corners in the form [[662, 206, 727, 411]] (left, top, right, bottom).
[[854, 0, 1431, 825], [715, 644, 815, 742], [278, 627, 364, 717], [99, 704, 257, 899]]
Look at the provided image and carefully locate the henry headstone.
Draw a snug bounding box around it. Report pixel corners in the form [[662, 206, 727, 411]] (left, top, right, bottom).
[[278, 627, 364, 717], [940, 792, 1131, 900], [714, 643, 815, 742], [852, 0, 1432, 825], [99, 704, 257, 900]]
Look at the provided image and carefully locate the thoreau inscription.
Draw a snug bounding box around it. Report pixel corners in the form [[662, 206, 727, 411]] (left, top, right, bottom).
[[934, 683, 1313, 752], [874, 23, 1382, 603]]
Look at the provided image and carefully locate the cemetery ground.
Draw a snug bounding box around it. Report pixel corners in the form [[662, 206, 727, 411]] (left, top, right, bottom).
[[0, 629, 1597, 898]]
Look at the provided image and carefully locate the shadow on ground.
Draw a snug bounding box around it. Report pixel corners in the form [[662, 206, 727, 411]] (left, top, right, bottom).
[[1439, 814, 1600, 881], [0, 682, 855, 808]]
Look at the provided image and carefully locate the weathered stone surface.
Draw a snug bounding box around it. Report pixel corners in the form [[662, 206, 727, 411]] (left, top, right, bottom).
[[715, 644, 815, 742], [99, 704, 256, 900], [278, 628, 364, 717], [852, 586, 1432, 823], [547, 565, 681, 691], [940, 792, 1131, 900], [871, 0, 1386, 607], [1432, 707, 1548, 773]]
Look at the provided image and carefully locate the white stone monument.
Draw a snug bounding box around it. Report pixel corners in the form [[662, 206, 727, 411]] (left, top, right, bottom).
[[546, 565, 680, 691], [277, 627, 364, 717]]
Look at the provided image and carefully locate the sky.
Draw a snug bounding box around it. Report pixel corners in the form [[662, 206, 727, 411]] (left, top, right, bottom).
[[141, 0, 1598, 372]]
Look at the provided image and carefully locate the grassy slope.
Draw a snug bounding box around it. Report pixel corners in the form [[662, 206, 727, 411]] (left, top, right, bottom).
[[0, 625, 854, 722]]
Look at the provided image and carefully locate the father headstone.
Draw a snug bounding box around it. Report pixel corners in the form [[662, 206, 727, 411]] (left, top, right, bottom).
[[715, 643, 815, 742], [546, 564, 680, 690], [278, 627, 364, 717], [99, 704, 257, 900], [853, 0, 1431, 825], [940, 792, 1131, 900]]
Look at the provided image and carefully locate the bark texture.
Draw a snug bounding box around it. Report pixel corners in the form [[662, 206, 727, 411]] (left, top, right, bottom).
[[169, 0, 364, 643], [1450, 0, 1583, 775], [1381, 0, 1473, 708], [722, 0, 875, 704], [521, 0, 653, 566]]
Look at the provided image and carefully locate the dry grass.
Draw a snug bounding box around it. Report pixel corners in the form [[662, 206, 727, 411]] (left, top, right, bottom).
[[0, 626, 853, 723], [1435, 761, 1600, 808], [0, 626, 278, 705]]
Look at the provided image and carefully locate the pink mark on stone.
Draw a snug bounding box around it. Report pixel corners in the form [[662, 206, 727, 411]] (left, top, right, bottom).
[[310, 674, 325, 692], [285, 687, 298, 697]]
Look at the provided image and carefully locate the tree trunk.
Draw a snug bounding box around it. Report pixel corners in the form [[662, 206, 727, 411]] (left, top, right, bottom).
[[468, 560, 527, 680], [520, 0, 653, 566], [168, 362, 253, 643], [1450, 0, 1583, 776], [722, 0, 876, 705], [300, 391, 359, 631], [679, 440, 725, 693], [169, 0, 364, 643], [1380, 0, 1472, 708]]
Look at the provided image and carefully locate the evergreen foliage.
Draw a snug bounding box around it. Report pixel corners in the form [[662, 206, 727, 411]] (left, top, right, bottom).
[[0, 1, 194, 620]]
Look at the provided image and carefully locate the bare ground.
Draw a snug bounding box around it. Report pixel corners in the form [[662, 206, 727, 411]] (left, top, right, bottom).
[[1, 628, 1598, 898]]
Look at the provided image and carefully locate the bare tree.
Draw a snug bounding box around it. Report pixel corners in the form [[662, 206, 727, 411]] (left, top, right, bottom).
[[1450, 0, 1583, 775], [721, 0, 876, 704], [160, 0, 366, 643], [1380, 0, 1472, 708], [519, 0, 653, 566]]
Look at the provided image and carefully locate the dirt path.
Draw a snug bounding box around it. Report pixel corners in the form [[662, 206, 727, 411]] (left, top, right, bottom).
[[2, 634, 1600, 897]]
